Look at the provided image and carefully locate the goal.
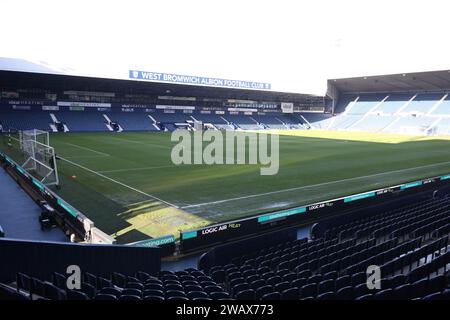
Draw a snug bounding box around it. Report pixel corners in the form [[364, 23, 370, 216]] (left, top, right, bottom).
[[20, 129, 59, 186]]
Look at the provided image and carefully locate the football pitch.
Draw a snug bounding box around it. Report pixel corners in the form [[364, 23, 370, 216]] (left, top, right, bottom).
[[4, 130, 450, 244]]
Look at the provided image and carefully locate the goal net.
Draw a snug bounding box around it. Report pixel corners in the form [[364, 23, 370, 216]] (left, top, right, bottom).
[[20, 129, 59, 186]]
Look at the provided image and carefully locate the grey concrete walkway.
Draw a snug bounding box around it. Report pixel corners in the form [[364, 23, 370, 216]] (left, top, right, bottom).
[[0, 168, 66, 242]]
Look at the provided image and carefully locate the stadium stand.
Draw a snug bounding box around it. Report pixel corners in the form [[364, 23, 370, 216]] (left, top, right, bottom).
[[346, 115, 396, 132], [431, 95, 450, 115], [107, 111, 158, 132], [0, 109, 52, 131], [401, 93, 444, 114], [372, 94, 414, 115], [314, 91, 450, 135], [1, 70, 450, 302], [1, 195, 449, 300], [54, 111, 108, 132], [191, 112, 228, 127], [300, 113, 333, 129], [0, 107, 320, 132], [2, 88, 450, 136], [333, 95, 358, 113], [345, 94, 388, 115]]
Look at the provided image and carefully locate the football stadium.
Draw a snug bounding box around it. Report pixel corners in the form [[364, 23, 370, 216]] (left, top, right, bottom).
[[1, 0, 450, 306]]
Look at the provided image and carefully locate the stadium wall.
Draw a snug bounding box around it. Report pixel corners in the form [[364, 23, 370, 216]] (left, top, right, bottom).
[[0, 238, 161, 283], [198, 227, 298, 272]]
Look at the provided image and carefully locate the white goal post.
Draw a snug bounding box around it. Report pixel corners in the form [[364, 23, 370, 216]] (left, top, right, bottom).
[[20, 129, 59, 186]]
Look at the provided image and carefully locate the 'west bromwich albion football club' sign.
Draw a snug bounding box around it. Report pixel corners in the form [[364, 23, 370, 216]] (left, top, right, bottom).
[[129, 70, 271, 90]]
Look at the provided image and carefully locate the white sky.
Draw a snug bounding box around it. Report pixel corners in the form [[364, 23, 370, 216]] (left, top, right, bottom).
[[1, 0, 450, 95]]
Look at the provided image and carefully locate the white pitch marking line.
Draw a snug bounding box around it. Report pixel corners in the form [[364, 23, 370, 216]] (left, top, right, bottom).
[[182, 160, 450, 209], [64, 142, 110, 156], [58, 156, 179, 208], [98, 165, 178, 174], [64, 155, 109, 159], [106, 137, 171, 149]]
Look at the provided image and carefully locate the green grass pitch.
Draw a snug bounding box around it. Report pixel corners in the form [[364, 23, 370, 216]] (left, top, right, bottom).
[[3, 130, 450, 244]]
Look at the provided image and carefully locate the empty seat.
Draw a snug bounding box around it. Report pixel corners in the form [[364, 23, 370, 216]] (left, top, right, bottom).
[[235, 289, 255, 300], [167, 296, 189, 301], [66, 290, 89, 300], [373, 289, 394, 300], [165, 290, 186, 298], [166, 284, 184, 291], [351, 272, 366, 286], [317, 291, 335, 300], [308, 274, 322, 284], [83, 273, 98, 288], [95, 294, 118, 300], [145, 283, 164, 291], [16, 273, 32, 295], [120, 294, 142, 300], [126, 282, 144, 291], [52, 272, 66, 290], [204, 285, 224, 294], [121, 288, 142, 297], [97, 277, 112, 290], [422, 292, 443, 300], [250, 279, 266, 290], [112, 272, 127, 287], [318, 279, 335, 295], [353, 283, 369, 298], [411, 278, 430, 299], [335, 286, 354, 300], [260, 292, 281, 300], [187, 291, 209, 299], [79, 282, 97, 299], [209, 291, 230, 299], [292, 278, 307, 289], [335, 276, 351, 291], [299, 283, 317, 299], [232, 283, 249, 297], [281, 287, 299, 300], [393, 284, 412, 300], [144, 295, 165, 301], [274, 281, 290, 292], [255, 285, 274, 299], [144, 289, 164, 297], [43, 282, 66, 300], [136, 271, 151, 283]]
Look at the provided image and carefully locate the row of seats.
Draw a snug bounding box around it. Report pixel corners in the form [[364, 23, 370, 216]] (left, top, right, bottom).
[[336, 93, 449, 116], [11, 268, 229, 301], [324, 197, 449, 240], [323, 93, 450, 134], [0, 109, 318, 132], [2, 196, 448, 300], [204, 196, 450, 300]]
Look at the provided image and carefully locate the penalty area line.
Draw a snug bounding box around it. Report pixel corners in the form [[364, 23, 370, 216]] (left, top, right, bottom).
[[58, 156, 179, 208]]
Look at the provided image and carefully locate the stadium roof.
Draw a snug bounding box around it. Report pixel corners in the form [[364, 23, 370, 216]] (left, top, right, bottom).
[[0, 69, 322, 104], [328, 70, 450, 94]]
